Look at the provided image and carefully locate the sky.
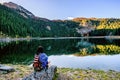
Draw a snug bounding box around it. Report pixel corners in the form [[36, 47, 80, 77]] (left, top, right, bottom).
[[0, 0, 120, 20]]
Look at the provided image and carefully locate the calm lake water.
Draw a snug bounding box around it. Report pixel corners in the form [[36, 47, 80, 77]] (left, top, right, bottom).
[[0, 37, 120, 71]]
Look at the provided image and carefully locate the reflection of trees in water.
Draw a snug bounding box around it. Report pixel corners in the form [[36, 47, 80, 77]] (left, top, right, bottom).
[[0, 38, 120, 64], [94, 45, 120, 54], [89, 38, 120, 46], [0, 41, 35, 64], [74, 44, 120, 56], [0, 39, 79, 64], [74, 38, 120, 56]]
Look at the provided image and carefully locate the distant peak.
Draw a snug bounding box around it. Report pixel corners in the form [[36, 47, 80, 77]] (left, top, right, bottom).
[[3, 2, 35, 19], [2, 2, 50, 21], [3, 2, 19, 9]]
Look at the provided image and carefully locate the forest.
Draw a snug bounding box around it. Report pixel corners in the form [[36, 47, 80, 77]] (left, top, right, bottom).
[[0, 4, 120, 38]]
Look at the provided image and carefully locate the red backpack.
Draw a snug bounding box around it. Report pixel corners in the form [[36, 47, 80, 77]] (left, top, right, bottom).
[[33, 55, 42, 71]]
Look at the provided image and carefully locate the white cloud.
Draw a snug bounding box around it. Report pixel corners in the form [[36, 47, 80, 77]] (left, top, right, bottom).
[[67, 17, 74, 20]]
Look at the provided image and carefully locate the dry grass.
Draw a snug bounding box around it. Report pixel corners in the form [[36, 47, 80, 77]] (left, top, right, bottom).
[[0, 64, 120, 80], [57, 68, 120, 80], [0, 64, 33, 80]]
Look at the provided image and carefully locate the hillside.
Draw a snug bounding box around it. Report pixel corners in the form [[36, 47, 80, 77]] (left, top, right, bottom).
[[0, 2, 120, 38], [73, 18, 120, 36], [0, 2, 80, 37]]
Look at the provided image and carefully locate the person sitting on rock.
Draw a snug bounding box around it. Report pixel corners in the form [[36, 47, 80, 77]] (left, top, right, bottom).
[[33, 46, 48, 71]]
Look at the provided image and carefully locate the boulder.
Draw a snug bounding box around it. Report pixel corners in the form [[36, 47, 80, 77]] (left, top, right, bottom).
[[0, 64, 15, 73], [22, 65, 57, 80]]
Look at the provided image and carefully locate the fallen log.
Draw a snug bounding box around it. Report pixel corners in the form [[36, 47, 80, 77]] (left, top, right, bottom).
[[22, 65, 57, 80]]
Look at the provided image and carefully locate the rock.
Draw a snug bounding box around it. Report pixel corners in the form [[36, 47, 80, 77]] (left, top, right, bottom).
[[0, 64, 15, 73], [22, 65, 57, 80], [57, 72, 73, 80], [77, 76, 80, 78]]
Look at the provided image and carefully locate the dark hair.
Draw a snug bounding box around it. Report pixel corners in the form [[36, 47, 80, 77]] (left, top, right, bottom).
[[37, 46, 44, 54]]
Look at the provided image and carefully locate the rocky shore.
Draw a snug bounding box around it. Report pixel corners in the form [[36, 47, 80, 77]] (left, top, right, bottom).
[[0, 64, 120, 80], [57, 68, 120, 80]]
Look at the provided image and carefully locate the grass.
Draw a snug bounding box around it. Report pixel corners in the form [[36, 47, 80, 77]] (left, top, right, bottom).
[[0, 64, 120, 80], [0, 64, 33, 80], [57, 68, 120, 80]]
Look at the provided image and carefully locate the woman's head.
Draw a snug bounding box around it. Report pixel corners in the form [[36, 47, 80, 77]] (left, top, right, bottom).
[[37, 46, 44, 54]]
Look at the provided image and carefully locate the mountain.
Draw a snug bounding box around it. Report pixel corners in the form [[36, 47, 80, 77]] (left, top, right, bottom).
[[0, 2, 80, 37], [72, 17, 120, 36], [0, 2, 120, 38], [3, 2, 50, 22], [3, 2, 35, 19]]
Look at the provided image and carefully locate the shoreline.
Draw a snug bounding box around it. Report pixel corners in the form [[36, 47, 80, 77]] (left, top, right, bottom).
[[0, 36, 120, 42], [0, 64, 120, 80]]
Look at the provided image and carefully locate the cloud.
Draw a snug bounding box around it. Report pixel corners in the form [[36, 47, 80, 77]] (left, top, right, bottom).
[[67, 17, 74, 20]]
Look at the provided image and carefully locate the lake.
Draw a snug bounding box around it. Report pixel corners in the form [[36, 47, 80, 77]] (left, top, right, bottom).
[[0, 37, 120, 71]]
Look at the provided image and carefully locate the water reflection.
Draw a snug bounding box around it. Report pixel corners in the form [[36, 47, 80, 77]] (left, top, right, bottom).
[[0, 38, 120, 71]]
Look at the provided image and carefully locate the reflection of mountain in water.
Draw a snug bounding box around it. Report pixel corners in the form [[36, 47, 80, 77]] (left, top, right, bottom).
[[0, 38, 120, 64], [76, 40, 94, 48], [74, 39, 120, 56], [74, 40, 95, 56]]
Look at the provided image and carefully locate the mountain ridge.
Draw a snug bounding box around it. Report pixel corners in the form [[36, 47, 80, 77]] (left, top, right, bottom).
[[3, 2, 35, 18], [0, 2, 120, 37], [2, 2, 50, 22]]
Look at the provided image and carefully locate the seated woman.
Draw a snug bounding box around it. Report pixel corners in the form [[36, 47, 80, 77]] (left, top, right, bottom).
[[33, 46, 48, 71]]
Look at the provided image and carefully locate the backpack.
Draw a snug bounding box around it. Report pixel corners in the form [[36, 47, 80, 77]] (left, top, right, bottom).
[[33, 53, 48, 71], [33, 55, 42, 71]]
